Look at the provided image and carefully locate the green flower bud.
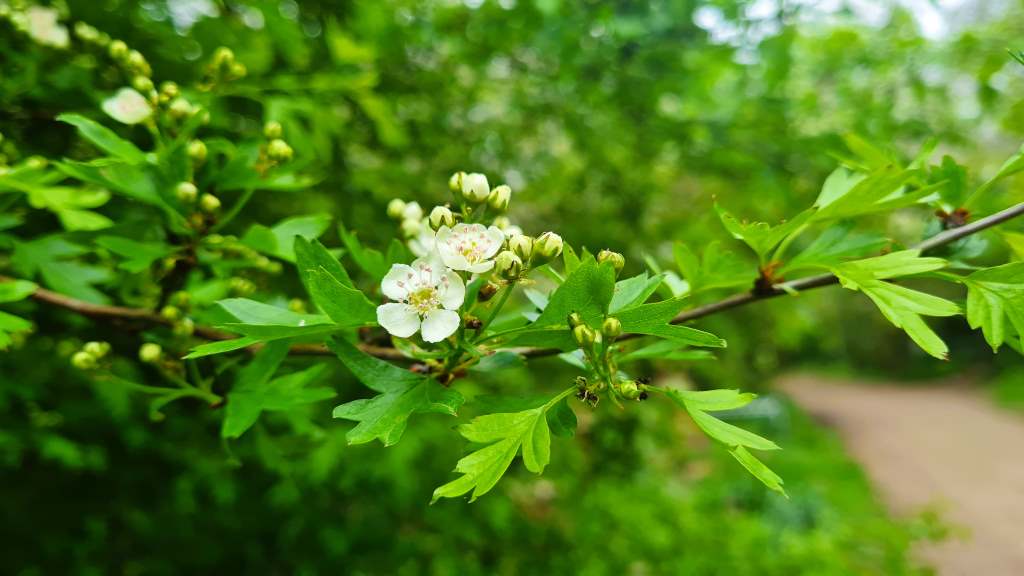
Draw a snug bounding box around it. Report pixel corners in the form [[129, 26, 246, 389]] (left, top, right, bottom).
[[160, 305, 181, 321], [171, 291, 191, 308], [229, 277, 256, 296], [508, 234, 534, 262], [131, 75, 154, 94], [401, 201, 423, 221], [573, 324, 597, 348], [71, 350, 98, 370], [212, 47, 235, 69], [448, 171, 465, 193], [494, 250, 523, 280], [175, 182, 198, 203], [127, 50, 150, 76], [173, 318, 195, 337], [533, 232, 563, 264], [83, 341, 110, 359], [492, 215, 512, 230], [168, 98, 194, 120], [602, 317, 622, 339], [108, 40, 128, 60], [25, 156, 47, 170], [597, 250, 625, 276], [460, 172, 490, 203], [567, 312, 584, 328], [619, 379, 641, 400], [386, 199, 407, 220], [429, 205, 455, 230], [288, 298, 307, 313], [400, 218, 422, 238], [138, 343, 162, 363], [488, 184, 512, 212], [73, 22, 99, 43], [199, 193, 221, 213], [158, 81, 179, 101], [187, 140, 207, 164], [263, 121, 283, 139], [228, 62, 247, 80], [266, 139, 293, 162]]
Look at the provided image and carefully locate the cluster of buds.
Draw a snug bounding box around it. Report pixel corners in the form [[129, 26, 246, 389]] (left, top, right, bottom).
[[200, 46, 247, 90], [72, 21, 110, 49], [162, 291, 195, 337], [258, 121, 293, 170], [108, 39, 152, 78], [71, 341, 111, 370], [597, 249, 625, 276], [448, 171, 512, 214]]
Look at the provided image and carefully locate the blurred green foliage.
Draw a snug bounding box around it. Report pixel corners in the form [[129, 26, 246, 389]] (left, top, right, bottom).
[[3, 0, 1024, 572]]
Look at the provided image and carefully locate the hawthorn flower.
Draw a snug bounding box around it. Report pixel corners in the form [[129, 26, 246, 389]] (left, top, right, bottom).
[[378, 256, 465, 343], [460, 173, 490, 203], [435, 223, 506, 273], [102, 88, 152, 125]]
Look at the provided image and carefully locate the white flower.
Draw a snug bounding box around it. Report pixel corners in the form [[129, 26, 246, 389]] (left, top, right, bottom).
[[407, 219, 436, 257], [18, 7, 69, 48], [102, 88, 152, 125], [435, 223, 506, 274], [377, 256, 464, 343]]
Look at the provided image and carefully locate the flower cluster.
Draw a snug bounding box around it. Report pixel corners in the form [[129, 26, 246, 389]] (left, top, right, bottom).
[[377, 172, 563, 343]]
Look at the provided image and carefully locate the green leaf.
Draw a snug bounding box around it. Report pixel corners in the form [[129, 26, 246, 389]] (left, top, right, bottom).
[[661, 387, 784, 494], [338, 223, 389, 280], [617, 340, 716, 363], [813, 165, 937, 221], [609, 272, 663, 313], [0, 279, 37, 303], [964, 143, 1024, 208], [503, 259, 616, 348], [730, 446, 786, 496], [306, 267, 377, 327], [241, 214, 332, 262], [57, 113, 147, 164], [784, 224, 889, 273], [329, 337, 463, 446], [96, 236, 176, 273], [294, 236, 353, 291], [716, 204, 815, 262], [221, 341, 289, 438], [962, 262, 1024, 352], [673, 241, 755, 294], [615, 297, 726, 348], [216, 298, 337, 340], [0, 310, 33, 350], [832, 255, 959, 359], [432, 388, 574, 503], [183, 336, 260, 359]]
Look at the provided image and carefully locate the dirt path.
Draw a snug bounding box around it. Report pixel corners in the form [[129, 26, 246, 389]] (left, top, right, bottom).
[[779, 374, 1024, 576]]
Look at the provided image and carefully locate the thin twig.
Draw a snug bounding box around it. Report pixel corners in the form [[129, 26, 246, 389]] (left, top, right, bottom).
[[3, 202, 1023, 361]]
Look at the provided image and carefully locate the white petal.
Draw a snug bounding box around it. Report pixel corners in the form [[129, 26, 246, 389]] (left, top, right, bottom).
[[439, 270, 465, 310], [421, 309, 460, 343], [381, 264, 415, 301], [411, 254, 445, 285], [467, 261, 496, 274], [483, 226, 506, 259], [376, 303, 420, 338]]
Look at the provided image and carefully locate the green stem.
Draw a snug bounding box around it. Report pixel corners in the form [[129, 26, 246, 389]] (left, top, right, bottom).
[[771, 222, 809, 264], [476, 282, 515, 339], [212, 187, 254, 232]]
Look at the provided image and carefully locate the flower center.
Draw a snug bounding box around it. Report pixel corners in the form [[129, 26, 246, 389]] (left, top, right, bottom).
[[451, 230, 491, 263], [407, 286, 440, 315]]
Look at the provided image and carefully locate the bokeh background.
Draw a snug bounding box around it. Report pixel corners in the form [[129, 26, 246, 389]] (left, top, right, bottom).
[[2, 0, 1023, 574]]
